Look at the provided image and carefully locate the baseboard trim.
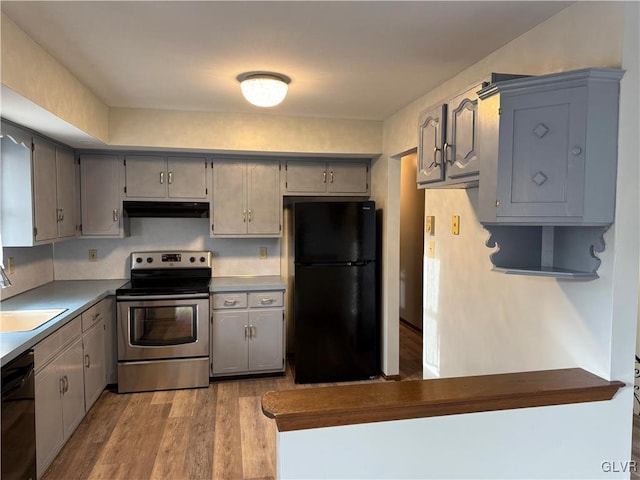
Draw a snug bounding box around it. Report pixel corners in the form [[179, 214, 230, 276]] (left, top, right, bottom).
[[382, 372, 401, 381]]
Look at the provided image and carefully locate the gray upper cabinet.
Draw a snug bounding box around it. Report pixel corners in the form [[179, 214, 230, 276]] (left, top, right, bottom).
[[124, 155, 207, 199], [80, 154, 126, 237], [211, 159, 281, 237], [477, 68, 624, 279], [478, 68, 624, 225], [284, 159, 370, 195], [1, 123, 78, 246], [417, 82, 483, 188], [417, 105, 446, 184]]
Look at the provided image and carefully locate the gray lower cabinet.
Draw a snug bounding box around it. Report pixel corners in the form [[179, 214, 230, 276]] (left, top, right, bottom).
[[80, 154, 125, 237], [34, 318, 85, 478], [284, 160, 370, 195], [34, 297, 113, 478], [211, 160, 282, 237], [210, 291, 285, 376]]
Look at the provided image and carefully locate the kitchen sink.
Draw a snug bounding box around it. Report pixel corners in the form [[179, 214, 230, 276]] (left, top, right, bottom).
[[0, 309, 67, 333]]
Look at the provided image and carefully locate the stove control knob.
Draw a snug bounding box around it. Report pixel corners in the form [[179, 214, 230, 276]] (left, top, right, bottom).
[[146, 257, 153, 263], [200, 256, 206, 263], [135, 257, 142, 264], [190, 257, 196, 263]]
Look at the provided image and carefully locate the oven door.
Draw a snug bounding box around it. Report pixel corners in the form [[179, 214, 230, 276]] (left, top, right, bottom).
[[117, 295, 209, 361]]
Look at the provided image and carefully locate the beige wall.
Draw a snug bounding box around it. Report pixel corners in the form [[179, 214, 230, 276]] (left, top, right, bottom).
[[399, 152, 424, 330], [379, 1, 627, 377], [109, 108, 382, 155], [1, 13, 109, 142]]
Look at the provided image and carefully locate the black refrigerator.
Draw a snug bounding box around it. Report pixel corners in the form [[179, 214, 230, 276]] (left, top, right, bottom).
[[293, 201, 379, 383]]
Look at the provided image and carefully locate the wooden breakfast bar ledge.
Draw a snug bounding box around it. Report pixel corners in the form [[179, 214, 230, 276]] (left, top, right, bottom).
[[262, 368, 624, 432]]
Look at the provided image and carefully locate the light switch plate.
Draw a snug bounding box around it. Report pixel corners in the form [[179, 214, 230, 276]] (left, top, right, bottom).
[[425, 216, 435, 235], [259, 247, 268, 259], [89, 249, 98, 262], [7, 257, 15, 274], [452, 215, 460, 235]]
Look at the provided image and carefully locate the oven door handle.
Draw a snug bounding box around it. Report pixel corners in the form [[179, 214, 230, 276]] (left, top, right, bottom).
[[116, 293, 210, 301]]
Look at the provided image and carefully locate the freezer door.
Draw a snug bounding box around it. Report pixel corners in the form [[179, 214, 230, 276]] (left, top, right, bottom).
[[294, 262, 378, 383], [294, 201, 376, 262]]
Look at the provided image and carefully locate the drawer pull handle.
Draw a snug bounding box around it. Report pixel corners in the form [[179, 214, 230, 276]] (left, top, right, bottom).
[[260, 298, 274, 304], [85, 354, 91, 368], [93, 312, 100, 321], [224, 299, 238, 306]]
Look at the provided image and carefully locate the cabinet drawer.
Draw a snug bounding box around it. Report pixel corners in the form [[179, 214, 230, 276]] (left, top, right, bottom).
[[212, 293, 248, 310], [81, 299, 109, 332], [248, 291, 284, 308], [34, 316, 82, 371]]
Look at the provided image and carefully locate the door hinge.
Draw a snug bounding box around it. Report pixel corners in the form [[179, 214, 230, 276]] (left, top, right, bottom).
[[279, 224, 282, 232], [33, 227, 38, 237], [124, 186, 127, 194], [211, 161, 214, 168], [285, 164, 288, 171], [366, 183, 369, 190], [31, 142, 35, 153], [366, 165, 369, 173], [498, 107, 502, 115], [123, 159, 127, 166], [79, 224, 83, 233], [211, 224, 214, 231], [205, 188, 208, 195], [285, 182, 288, 189]]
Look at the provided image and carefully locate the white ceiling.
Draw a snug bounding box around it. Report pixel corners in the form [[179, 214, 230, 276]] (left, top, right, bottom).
[[1, 1, 571, 127]]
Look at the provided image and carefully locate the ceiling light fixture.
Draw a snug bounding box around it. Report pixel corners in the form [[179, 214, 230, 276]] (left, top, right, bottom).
[[237, 72, 291, 108]]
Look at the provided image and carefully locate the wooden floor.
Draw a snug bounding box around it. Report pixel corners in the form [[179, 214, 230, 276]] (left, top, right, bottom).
[[42, 322, 423, 480]]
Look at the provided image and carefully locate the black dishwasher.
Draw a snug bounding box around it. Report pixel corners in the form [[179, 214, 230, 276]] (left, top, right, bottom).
[[2, 350, 36, 480]]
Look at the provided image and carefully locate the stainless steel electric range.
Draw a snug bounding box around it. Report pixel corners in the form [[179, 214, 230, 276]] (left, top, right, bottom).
[[116, 251, 212, 393]]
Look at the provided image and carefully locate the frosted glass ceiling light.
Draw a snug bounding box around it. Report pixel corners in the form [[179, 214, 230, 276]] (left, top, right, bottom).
[[238, 72, 290, 107]]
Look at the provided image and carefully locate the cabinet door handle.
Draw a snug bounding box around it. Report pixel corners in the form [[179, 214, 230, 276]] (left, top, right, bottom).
[[432, 146, 442, 168], [443, 142, 453, 165], [113, 208, 119, 223], [168, 171, 173, 184], [260, 298, 274, 304], [224, 299, 237, 306], [251, 326, 256, 338], [63, 375, 69, 394], [85, 354, 91, 369], [244, 325, 249, 339], [323, 171, 327, 183], [330, 171, 334, 183], [160, 171, 164, 184], [243, 209, 247, 223], [59, 377, 65, 395], [248, 209, 252, 223]]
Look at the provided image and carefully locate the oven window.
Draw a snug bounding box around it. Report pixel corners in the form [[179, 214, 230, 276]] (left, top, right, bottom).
[[129, 306, 197, 346]]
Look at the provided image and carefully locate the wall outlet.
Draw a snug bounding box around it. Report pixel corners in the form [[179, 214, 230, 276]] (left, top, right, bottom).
[[427, 240, 436, 258], [452, 215, 460, 235], [7, 257, 15, 274], [89, 249, 98, 262], [259, 247, 268, 259]]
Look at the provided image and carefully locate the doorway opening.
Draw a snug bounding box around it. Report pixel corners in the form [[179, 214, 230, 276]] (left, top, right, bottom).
[[399, 151, 424, 380]]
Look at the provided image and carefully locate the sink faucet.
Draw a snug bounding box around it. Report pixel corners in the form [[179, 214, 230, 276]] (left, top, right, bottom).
[[0, 264, 12, 288]]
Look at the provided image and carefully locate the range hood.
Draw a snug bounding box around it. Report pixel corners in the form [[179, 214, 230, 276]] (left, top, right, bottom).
[[123, 201, 209, 218]]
